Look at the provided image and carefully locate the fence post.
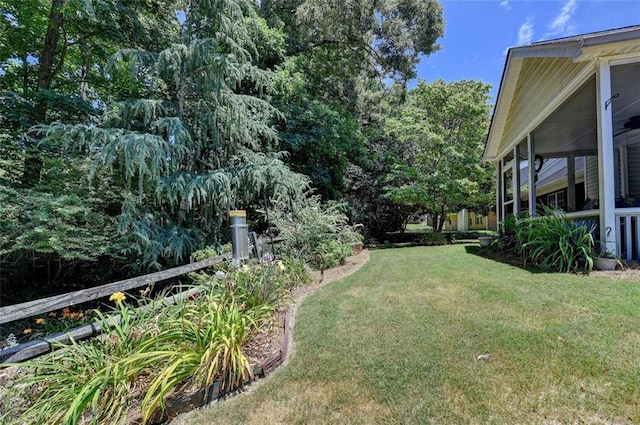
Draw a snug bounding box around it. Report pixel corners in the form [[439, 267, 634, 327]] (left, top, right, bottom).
[[229, 210, 249, 261], [249, 231, 261, 259]]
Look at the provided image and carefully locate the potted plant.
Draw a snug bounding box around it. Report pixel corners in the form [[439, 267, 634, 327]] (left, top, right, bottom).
[[478, 235, 493, 247], [592, 243, 622, 270]]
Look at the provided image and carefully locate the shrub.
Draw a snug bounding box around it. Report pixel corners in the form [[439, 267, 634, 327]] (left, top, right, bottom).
[[516, 208, 594, 273], [421, 232, 448, 246], [490, 213, 518, 253], [267, 194, 362, 269], [311, 239, 353, 270]]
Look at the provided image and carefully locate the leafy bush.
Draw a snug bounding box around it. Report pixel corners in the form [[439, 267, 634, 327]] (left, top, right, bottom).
[[267, 194, 362, 269], [516, 208, 594, 273], [490, 213, 518, 253], [421, 232, 449, 246], [311, 239, 353, 270], [1, 261, 291, 424]]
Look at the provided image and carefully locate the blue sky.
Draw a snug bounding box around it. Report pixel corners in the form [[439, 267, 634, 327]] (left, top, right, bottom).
[[414, 0, 640, 102]]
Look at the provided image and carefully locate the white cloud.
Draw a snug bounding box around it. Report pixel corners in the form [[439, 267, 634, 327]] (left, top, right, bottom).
[[517, 17, 535, 45], [500, 0, 511, 10], [503, 17, 534, 55], [546, 0, 578, 38]]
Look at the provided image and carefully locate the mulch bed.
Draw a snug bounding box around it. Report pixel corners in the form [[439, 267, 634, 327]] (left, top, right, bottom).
[[473, 244, 640, 282]]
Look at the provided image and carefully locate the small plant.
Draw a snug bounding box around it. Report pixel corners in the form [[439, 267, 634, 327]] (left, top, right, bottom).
[[421, 232, 448, 246], [517, 207, 594, 273], [591, 241, 623, 270], [191, 243, 232, 261], [311, 240, 353, 270], [490, 214, 519, 253], [279, 255, 313, 289], [0, 307, 91, 346]]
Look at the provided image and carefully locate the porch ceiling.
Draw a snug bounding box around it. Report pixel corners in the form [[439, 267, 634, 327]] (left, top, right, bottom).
[[533, 76, 597, 156], [485, 25, 640, 162], [535, 61, 640, 157]]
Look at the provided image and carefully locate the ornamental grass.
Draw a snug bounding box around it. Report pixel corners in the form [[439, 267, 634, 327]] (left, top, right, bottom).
[[0, 258, 304, 424]]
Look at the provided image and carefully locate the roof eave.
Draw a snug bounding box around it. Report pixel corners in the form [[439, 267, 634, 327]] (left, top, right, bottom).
[[483, 40, 581, 162]]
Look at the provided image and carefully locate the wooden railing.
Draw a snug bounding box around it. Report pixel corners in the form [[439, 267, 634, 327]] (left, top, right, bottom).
[[0, 231, 285, 364], [615, 208, 640, 260], [0, 255, 227, 325], [0, 255, 227, 363]]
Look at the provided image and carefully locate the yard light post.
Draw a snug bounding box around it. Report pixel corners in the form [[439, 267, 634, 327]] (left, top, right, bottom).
[[229, 210, 249, 261]]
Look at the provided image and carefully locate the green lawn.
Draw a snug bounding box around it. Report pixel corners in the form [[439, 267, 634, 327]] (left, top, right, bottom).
[[175, 245, 640, 424], [405, 223, 432, 233]]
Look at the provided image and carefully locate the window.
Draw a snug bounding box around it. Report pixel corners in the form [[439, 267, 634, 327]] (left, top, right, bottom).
[[475, 214, 484, 225], [548, 191, 565, 211]]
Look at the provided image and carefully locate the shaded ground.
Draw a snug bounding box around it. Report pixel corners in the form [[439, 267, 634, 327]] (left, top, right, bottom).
[[470, 243, 640, 281]]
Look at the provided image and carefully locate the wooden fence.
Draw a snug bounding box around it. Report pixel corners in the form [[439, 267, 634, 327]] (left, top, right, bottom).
[[0, 231, 284, 364], [0, 255, 227, 363], [0, 255, 227, 326]]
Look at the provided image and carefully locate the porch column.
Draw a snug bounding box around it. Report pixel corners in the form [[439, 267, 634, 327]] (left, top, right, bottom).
[[527, 132, 536, 217], [596, 60, 616, 252], [567, 154, 576, 211], [513, 146, 521, 215], [496, 161, 503, 222]]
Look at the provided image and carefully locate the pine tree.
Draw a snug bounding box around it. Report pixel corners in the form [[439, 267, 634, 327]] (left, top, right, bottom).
[[38, 0, 308, 269]]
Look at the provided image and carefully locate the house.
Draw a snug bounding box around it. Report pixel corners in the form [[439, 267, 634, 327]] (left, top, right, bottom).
[[484, 25, 640, 259], [443, 209, 497, 232]]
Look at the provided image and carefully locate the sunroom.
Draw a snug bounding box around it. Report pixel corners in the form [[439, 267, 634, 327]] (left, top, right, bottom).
[[484, 26, 640, 260]]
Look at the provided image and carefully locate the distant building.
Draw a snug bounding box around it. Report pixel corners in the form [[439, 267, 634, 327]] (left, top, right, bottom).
[[444, 209, 497, 232]]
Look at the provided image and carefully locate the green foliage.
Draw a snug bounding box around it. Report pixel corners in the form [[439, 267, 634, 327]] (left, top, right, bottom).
[[268, 193, 362, 268], [1, 265, 290, 423], [1, 0, 315, 277], [490, 214, 519, 253], [420, 232, 449, 246], [124, 290, 259, 423], [311, 239, 353, 270], [266, 0, 445, 80], [2, 299, 149, 424], [384, 80, 494, 231], [279, 255, 313, 289], [516, 209, 595, 273]]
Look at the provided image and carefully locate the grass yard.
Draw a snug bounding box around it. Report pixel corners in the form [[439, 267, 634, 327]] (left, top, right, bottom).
[[404, 223, 432, 233], [175, 245, 640, 424]]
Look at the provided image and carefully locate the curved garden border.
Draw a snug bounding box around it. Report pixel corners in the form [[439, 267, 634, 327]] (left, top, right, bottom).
[[159, 249, 371, 423]]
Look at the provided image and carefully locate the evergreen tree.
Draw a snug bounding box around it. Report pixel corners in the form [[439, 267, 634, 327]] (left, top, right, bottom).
[[37, 0, 308, 269]]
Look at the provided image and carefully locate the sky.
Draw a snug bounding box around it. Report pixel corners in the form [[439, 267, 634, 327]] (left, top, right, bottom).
[[414, 0, 640, 102]]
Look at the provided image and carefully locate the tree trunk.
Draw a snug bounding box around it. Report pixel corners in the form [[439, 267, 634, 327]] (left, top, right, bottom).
[[437, 206, 446, 232], [21, 0, 66, 188], [22, 54, 29, 97], [79, 41, 90, 101]]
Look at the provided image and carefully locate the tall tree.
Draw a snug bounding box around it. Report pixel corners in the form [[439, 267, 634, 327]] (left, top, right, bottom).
[[0, 0, 179, 187], [385, 80, 494, 231], [269, 59, 365, 199], [263, 0, 444, 81], [36, 0, 308, 269]]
